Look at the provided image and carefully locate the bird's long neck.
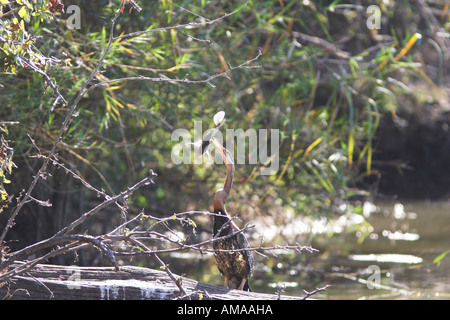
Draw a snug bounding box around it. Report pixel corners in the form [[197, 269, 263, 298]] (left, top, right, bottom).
[[213, 147, 234, 210], [213, 208, 230, 237], [222, 157, 234, 202], [213, 148, 235, 236]]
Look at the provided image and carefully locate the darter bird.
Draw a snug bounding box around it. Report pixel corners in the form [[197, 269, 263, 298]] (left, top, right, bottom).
[[209, 138, 254, 291]]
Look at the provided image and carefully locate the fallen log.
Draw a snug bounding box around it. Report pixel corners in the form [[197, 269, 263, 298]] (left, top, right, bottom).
[[0, 263, 302, 300]]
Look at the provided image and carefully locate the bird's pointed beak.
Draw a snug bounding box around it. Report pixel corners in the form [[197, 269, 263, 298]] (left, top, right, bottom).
[[211, 138, 225, 156], [211, 138, 233, 165]]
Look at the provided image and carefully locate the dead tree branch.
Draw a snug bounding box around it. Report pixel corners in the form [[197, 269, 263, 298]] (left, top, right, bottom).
[[54, 170, 157, 237], [113, 1, 249, 42], [0, 170, 157, 282], [301, 285, 331, 300], [18, 55, 68, 107], [88, 50, 262, 89]]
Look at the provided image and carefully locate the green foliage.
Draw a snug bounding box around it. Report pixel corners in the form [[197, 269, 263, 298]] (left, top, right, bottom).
[[0, 124, 16, 213], [0, 0, 58, 73]]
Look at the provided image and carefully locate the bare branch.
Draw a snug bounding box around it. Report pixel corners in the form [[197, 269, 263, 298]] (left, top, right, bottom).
[[0, 170, 156, 279], [0, 242, 89, 283], [30, 154, 108, 199], [291, 31, 350, 59], [276, 283, 286, 300], [0, 234, 119, 283], [18, 55, 67, 107], [301, 285, 331, 300], [88, 50, 262, 90], [113, 1, 249, 41], [54, 170, 157, 237], [127, 236, 188, 297], [105, 219, 316, 257]]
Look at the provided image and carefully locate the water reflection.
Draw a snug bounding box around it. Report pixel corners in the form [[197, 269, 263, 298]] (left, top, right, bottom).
[[349, 253, 423, 264], [306, 200, 450, 299], [383, 230, 420, 241]]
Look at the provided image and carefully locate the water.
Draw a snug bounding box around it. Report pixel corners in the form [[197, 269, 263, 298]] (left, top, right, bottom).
[[267, 200, 450, 299], [168, 200, 450, 299]]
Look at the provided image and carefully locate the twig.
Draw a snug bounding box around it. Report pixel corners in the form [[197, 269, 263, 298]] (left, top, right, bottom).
[[63, 235, 119, 271], [108, 210, 146, 235], [107, 223, 317, 256], [30, 154, 106, 198], [145, 211, 211, 231], [0, 170, 156, 280], [113, 242, 316, 256], [301, 285, 331, 300], [1, 235, 118, 272], [18, 55, 68, 106], [174, 289, 211, 300], [0, 242, 88, 283], [128, 237, 188, 297], [102, 210, 318, 257], [54, 170, 157, 236], [88, 50, 262, 90], [27, 195, 52, 207], [0, 234, 119, 283], [113, 1, 249, 41], [276, 283, 286, 300], [291, 31, 350, 59], [23, 272, 54, 299]]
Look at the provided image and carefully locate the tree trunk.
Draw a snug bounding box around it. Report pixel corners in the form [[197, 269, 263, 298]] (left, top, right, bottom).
[[0, 263, 302, 300]]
